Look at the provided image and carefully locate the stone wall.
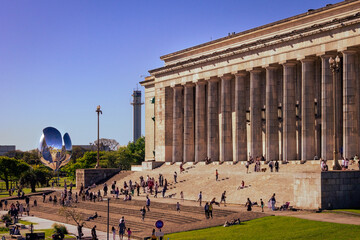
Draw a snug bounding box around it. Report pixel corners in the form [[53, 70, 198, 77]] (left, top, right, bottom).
[[293, 172, 321, 209], [321, 171, 360, 209], [293, 171, 360, 209], [76, 168, 120, 189]]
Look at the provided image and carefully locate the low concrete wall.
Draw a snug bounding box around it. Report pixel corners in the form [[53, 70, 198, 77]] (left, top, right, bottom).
[[131, 165, 143, 171], [76, 168, 120, 189], [321, 171, 360, 209], [142, 161, 164, 170]]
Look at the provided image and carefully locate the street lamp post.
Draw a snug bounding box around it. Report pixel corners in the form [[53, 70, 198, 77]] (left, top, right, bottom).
[[329, 56, 341, 170], [95, 105, 102, 169], [103, 198, 110, 240]]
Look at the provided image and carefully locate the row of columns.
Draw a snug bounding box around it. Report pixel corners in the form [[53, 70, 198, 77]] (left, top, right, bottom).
[[170, 50, 359, 163]]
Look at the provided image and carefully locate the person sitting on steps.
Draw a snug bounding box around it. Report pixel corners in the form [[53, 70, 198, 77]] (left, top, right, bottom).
[[86, 212, 98, 221]]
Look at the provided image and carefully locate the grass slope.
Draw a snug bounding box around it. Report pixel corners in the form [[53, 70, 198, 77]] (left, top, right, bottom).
[[165, 216, 360, 240]]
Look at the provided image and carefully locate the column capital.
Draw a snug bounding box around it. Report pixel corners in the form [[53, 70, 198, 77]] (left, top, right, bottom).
[[282, 61, 297, 67], [249, 68, 263, 73], [173, 85, 183, 90], [235, 71, 247, 77], [320, 54, 335, 60], [183, 82, 195, 87], [195, 80, 207, 85], [300, 57, 316, 63], [265, 66, 278, 71], [220, 74, 233, 81], [208, 76, 219, 82], [342, 49, 357, 55]]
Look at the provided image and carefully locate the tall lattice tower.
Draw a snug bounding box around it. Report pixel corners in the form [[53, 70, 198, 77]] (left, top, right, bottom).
[[131, 89, 144, 142]]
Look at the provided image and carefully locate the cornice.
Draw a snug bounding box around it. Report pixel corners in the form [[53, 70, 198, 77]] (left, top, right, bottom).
[[149, 11, 360, 77], [159, 0, 358, 61]]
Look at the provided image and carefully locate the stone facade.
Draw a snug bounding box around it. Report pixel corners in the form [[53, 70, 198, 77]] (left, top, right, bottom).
[[321, 171, 360, 209], [141, 1, 360, 163], [76, 168, 120, 189]]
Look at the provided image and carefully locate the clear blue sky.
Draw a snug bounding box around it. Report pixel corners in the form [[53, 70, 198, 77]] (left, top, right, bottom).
[[0, 0, 340, 151]]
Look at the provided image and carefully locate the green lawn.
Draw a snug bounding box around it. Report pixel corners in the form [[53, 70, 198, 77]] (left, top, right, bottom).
[[165, 216, 360, 240], [333, 209, 360, 214], [18, 220, 38, 226], [0, 188, 33, 199]]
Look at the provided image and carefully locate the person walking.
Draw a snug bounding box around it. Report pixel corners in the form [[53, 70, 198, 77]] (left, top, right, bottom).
[[112, 226, 116, 240], [176, 202, 180, 212], [245, 198, 252, 211], [260, 199, 264, 212], [246, 161, 249, 174], [204, 202, 209, 219], [140, 206, 146, 221], [127, 228, 132, 240], [146, 195, 151, 211], [209, 202, 213, 219], [119, 217, 126, 240], [103, 183, 108, 196], [197, 191, 202, 206], [180, 191, 184, 202], [174, 171, 177, 183], [270, 193, 276, 211], [269, 161, 274, 172], [215, 169, 219, 181], [91, 225, 97, 240], [275, 161, 279, 172], [220, 191, 227, 206]]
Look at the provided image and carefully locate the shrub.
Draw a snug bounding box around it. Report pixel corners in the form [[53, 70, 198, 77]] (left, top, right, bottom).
[[1, 214, 11, 223], [52, 223, 68, 235]]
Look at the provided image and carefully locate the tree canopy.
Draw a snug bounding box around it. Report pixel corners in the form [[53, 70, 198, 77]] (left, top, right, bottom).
[[62, 136, 145, 180], [0, 156, 31, 190]]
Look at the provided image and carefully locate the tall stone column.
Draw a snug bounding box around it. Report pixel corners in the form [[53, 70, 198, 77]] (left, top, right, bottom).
[[343, 50, 358, 158], [183, 83, 195, 162], [321, 55, 334, 160], [234, 72, 247, 162], [172, 86, 183, 163], [195, 81, 207, 162], [266, 66, 279, 161], [250, 70, 262, 158], [283, 63, 297, 161], [207, 77, 219, 161], [220, 75, 233, 161], [301, 58, 316, 161]]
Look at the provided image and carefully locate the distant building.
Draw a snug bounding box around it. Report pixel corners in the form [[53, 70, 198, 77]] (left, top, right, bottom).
[[73, 144, 110, 152], [73, 145, 97, 151], [0, 145, 16, 156]]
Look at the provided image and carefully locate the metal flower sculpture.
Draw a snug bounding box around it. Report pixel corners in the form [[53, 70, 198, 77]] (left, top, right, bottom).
[[38, 127, 72, 172]]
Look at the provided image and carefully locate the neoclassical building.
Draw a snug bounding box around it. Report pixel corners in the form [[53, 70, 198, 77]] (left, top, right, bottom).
[[141, 0, 360, 163]]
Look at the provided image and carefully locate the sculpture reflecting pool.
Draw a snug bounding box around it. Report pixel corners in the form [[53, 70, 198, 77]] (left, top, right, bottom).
[[38, 127, 72, 171]]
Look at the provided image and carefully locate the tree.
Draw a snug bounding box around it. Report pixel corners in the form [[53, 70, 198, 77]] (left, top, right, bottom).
[[93, 138, 119, 151], [0, 157, 30, 190], [6, 149, 40, 165], [19, 167, 53, 192], [59, 207, 85, 239]]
